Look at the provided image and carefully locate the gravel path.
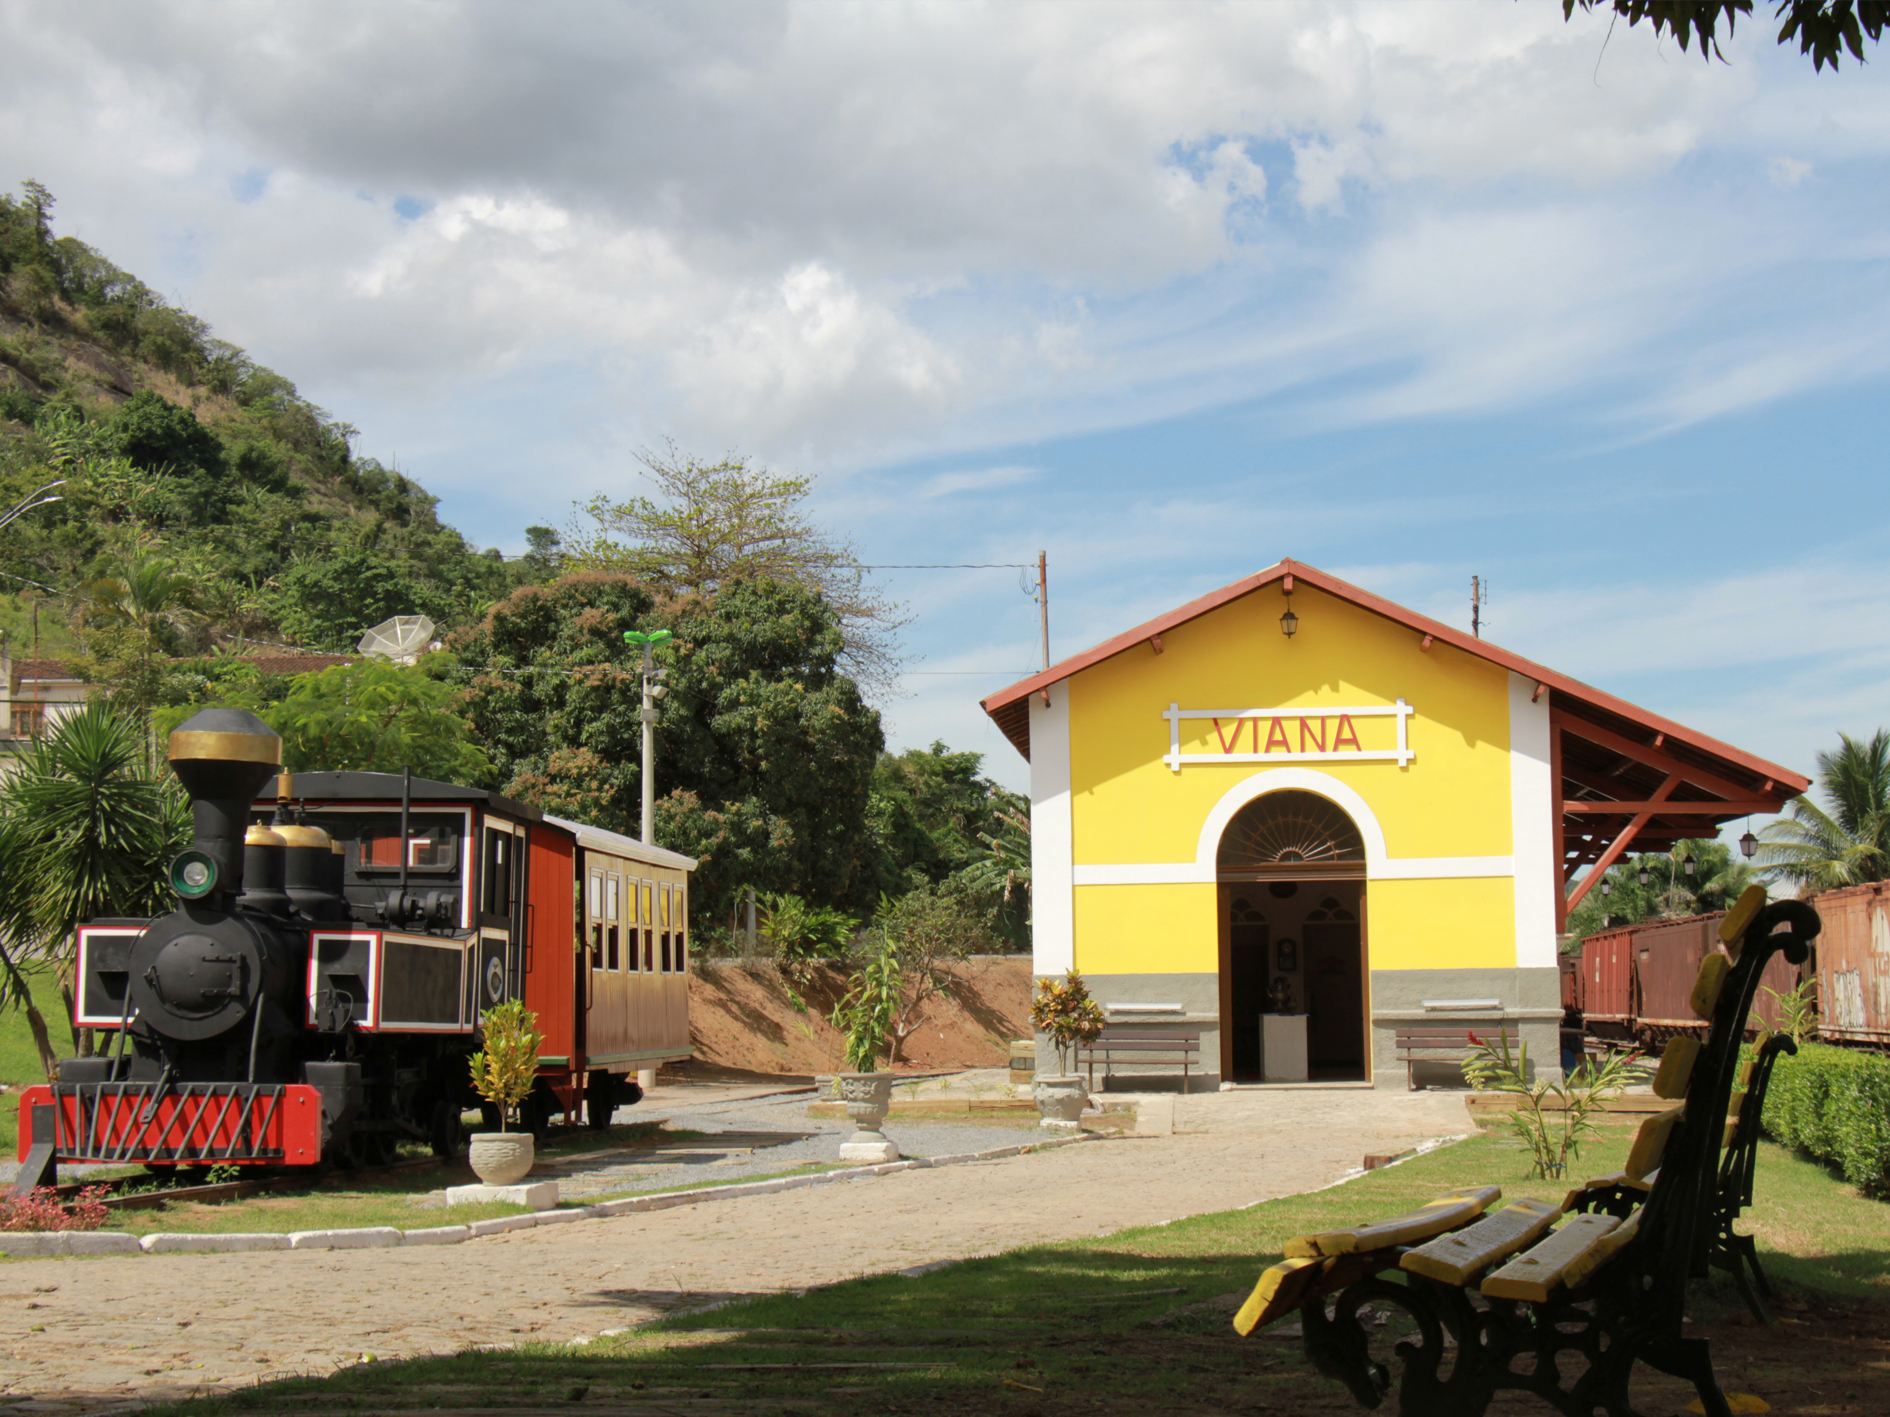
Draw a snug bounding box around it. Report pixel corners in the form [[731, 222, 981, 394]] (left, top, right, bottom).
[[0, 1082, 1472, 1409]]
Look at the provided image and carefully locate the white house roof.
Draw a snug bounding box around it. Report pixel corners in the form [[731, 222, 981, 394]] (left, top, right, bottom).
[[541, 813, 698, 872]]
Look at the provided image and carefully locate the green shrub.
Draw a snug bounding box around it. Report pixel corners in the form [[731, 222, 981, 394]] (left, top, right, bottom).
[[1761, 1042, 1890, 1197]]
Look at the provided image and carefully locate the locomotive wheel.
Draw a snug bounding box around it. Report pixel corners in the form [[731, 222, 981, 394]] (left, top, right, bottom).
[[585, 1069, 616, 1130], [430, 1100, 466, 1159], [336, 1128, 369, 1173], [367, 1130, 399, 1167]]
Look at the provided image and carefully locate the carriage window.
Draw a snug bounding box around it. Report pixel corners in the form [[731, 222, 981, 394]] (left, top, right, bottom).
[[642, 882, 655, 972], [674, 889, 687, 972], [587, 870, 602, 921], [606, 874, 621, 970]]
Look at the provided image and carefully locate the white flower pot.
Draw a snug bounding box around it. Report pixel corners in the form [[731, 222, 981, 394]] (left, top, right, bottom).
[[468, 1131, 535, 1186], [1034, 1075, 1089, 1130], [836, 1072, 899, 1163]]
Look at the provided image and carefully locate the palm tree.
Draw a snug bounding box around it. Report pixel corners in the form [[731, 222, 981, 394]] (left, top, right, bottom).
[[1759, 730, 1890, 892], [0, 700, 190, 1076]]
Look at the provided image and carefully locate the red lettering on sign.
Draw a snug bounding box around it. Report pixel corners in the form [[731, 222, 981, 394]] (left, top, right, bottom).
[[1299, 717, 1326, 753], [1212, 717, 1242, 755], [1263, 718, 1292, 754], [1332, 714, 1362, 751]]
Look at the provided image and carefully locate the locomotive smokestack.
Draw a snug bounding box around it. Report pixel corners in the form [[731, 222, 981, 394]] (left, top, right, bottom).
[[168, 708, 282, 905]]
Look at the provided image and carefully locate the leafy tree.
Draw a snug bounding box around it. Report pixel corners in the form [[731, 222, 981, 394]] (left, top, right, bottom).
[[273, 547, 428, 652], [454, 572, 885, 919], [155, 658, 494, 785], [1566, 839, 1755, 939], [567, 442, 903, 688], [1564, 1, 1884, 72], [0, 701, 191, 1077], [521, 526, 565, 581], [757, 891, 857, 998], [867, 876, 999, 1063], [1758, 730, 1890, 891], [110, 391, 230, 523]]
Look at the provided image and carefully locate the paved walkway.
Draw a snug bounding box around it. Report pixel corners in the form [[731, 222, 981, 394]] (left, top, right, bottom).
[[0, 1082, 1471, 1410]]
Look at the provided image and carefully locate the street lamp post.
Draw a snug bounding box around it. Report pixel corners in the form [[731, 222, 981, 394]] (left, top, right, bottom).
[[623, 630, 672, 844]]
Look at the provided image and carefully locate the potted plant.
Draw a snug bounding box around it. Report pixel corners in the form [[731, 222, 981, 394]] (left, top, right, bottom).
[[827, 933, 902, 1163], [1028, 970, 1106, 1129], [466, 998, 545, 1186]]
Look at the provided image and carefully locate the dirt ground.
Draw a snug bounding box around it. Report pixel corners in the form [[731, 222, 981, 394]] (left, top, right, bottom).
[[0, 1081, 1469, 1407], [686, 955, 1030, 1075]]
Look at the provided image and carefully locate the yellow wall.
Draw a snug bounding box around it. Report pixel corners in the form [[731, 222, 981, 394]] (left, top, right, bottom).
[[1074, 884, 1218, 974], [1066, 583, 1519, 974]]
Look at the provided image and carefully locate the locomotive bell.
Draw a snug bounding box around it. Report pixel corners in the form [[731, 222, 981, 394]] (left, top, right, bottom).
[[168, 708, 282, 905]]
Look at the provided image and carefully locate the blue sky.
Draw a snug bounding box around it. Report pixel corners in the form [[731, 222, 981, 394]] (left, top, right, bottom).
[[2, 0, 1886, 805]]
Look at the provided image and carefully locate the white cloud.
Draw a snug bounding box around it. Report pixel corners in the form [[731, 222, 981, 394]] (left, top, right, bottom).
[[920, 465, 1037, 499], [1769, 156, 1814, 186]]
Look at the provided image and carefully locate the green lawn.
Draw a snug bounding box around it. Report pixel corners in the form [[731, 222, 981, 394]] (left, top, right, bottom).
[[133, 1128, 1890, 1416]]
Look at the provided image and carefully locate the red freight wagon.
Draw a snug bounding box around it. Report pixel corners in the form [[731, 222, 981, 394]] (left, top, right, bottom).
[[1805, 882, 1890, 1048], [1580, 929, 1637, 1040]]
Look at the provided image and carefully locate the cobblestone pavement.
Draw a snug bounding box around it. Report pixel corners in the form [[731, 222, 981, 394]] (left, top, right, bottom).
[[537, 1081, 1050, 1200], [0, 1082, 1471, 1410]]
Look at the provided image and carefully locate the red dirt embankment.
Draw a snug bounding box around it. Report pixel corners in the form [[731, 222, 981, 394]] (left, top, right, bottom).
[[687, 954, 1031, 1075]]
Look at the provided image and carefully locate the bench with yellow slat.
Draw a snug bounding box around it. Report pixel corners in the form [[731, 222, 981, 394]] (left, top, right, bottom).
[[1480, 1212, 1622, 1303], [1399, 1196, 1563, 1286], [1282, 1185, 1502, 1258], [1231, 886, 1826, 1417]]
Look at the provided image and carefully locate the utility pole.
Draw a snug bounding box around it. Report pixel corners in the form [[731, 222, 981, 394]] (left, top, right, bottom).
[[1471, 576, 1485, 640], [623, 629, 673, 843], [1038, 550, 1049, 670]]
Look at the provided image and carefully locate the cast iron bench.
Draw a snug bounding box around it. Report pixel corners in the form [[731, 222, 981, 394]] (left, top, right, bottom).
[[1394, 1025, 1519, 1091], [1233, 887, 1819, 1417], [1078, 1028, 1201, 1093]]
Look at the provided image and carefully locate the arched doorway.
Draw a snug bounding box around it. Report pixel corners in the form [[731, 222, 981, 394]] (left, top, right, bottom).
[[1216, 790, 1369, 1083]]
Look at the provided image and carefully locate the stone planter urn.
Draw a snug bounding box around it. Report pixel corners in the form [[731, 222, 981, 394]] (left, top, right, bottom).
[[836, 1072, 900, 1163], [468, 1131, 535, 1186], [1034, 1075, 1089, 1130]]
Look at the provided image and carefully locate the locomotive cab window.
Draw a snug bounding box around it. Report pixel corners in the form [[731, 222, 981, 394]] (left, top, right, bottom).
[[482, 828, 514, 918], [356, 817, 459, 873]]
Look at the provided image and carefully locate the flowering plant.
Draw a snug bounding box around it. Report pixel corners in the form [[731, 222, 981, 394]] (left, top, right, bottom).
[[1028, 970, 1107, 1075], [0, 1185, 109, 1232]]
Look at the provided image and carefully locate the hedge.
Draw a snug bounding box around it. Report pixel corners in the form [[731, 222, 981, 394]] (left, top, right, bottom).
[[1759, 1041, 1890, 1197]]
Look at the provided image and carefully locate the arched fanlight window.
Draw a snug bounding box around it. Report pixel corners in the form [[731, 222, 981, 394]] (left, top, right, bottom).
[[1217, 790, 1366, 880]]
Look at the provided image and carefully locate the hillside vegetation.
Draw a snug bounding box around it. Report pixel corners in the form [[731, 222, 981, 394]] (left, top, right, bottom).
[[0, 179, 528, 663]]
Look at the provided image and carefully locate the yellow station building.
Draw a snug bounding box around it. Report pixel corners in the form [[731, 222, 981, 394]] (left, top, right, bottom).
[[982, 561, 1805, 1089]]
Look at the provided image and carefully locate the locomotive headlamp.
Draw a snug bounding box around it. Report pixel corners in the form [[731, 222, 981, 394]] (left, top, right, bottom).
[[170, 850, 219, 900]]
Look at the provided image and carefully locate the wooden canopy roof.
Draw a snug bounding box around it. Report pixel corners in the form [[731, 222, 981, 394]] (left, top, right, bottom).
[[980, 559, 1807, 924]]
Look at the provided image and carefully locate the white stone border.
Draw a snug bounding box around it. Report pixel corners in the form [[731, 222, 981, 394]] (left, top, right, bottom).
[[0, 1133, 1106, 1259]]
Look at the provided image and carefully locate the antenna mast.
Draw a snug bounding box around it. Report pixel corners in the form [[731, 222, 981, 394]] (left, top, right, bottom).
[[1471, 576, 1485, 640]]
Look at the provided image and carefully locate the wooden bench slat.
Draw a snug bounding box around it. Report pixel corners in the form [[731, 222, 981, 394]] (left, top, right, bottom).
[[1400, 1197, 1563, 1286], [1284, 1185, 1502, 1258], [1480, 1212, 1620, 1303], [1690, 952, 1731, 1021], [1625, 1104, 1684, 1183], [1652, 1036, 1700, 1099], [1232, 1251, 1397, 1336]]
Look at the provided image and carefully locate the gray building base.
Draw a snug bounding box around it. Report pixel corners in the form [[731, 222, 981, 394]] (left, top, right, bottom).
[[1037, 967, 1563, 1092]]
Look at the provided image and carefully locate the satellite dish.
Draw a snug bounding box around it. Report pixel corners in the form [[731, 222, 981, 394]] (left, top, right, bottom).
[[356, 615, 436, 665]]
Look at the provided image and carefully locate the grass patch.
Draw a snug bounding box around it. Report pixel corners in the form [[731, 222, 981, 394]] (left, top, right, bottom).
[[133, 1129, 1890, 1415]]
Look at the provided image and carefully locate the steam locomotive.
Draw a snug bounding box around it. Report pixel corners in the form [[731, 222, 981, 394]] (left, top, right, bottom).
[[15, 707, 695, 1186]]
